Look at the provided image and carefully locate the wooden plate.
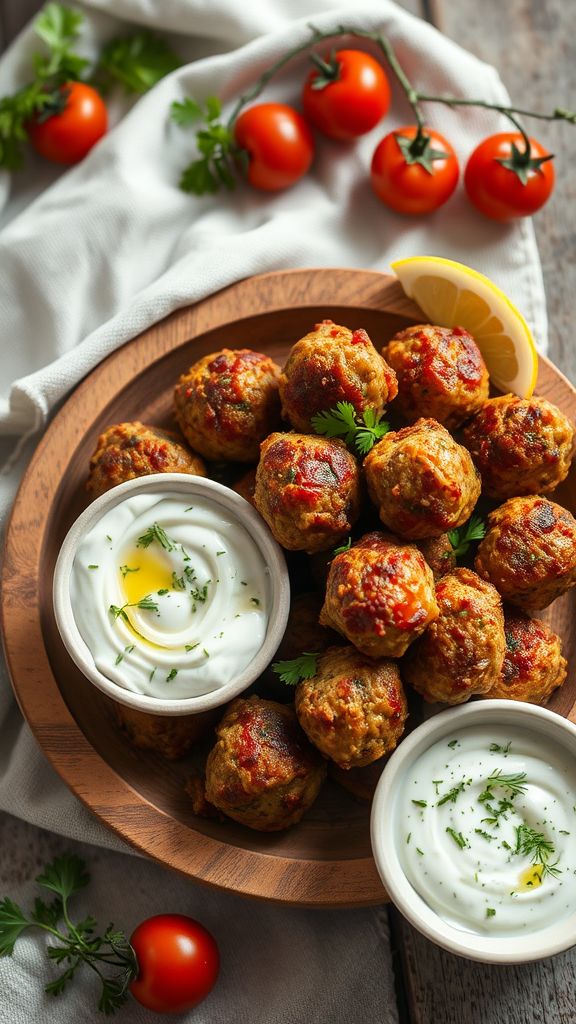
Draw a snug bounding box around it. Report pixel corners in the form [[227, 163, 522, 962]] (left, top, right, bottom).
[[2, 269, 576, 907]]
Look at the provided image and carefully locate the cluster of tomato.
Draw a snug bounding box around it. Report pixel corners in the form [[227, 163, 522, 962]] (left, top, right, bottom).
[[233, 49, 554, 221]]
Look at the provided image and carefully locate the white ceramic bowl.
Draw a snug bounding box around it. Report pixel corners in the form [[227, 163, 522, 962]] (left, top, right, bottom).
[[371, 700, 576, 964], [53, 473, 290, 716]]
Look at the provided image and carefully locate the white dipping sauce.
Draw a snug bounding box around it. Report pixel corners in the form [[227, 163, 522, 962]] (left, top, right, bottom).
[[70, 492, 270, 700], [398, 725, 576, 935]]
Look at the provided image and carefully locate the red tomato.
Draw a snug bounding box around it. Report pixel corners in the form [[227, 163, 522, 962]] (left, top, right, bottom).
[[233, 103, 314, 191], [302, 49, 390, 141], [370, 126, 459, 215], [28, 81, 108, 165], [129, 914, 219, 1014], [464, 132, 555, 220]]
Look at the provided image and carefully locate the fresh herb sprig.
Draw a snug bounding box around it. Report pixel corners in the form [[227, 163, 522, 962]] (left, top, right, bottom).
[[171, 95, 239, 194], [0, 854, 137, 1013], [448, 514, 486, 560], [109, 595, 159, 621], [137, 522, 175, 551], [311, 401, 389, 457], [272, 652, 320, 686], [95, 32, 180, 94], [515, 825, 561, 879]]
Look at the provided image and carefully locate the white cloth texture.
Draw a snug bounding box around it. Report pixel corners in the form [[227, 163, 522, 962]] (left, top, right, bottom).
[[0, 0, 548, 1021]]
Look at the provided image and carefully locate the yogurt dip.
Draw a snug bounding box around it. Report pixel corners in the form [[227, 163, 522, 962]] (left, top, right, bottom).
[[398, 724, 576, 936], [70, 491, 270, 700]]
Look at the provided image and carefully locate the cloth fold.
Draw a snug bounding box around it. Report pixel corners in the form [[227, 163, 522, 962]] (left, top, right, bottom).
[[0, 1, 547, 1021]]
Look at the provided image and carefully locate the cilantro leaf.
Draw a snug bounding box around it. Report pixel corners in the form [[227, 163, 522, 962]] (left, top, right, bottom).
[[272, 652, 320, 686], [97, 32, 181, 94], [448, 514, 486, 559], [311, 401, 389, 456]]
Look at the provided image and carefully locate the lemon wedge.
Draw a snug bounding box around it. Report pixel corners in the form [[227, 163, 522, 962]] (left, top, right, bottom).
[[391, 256, 538, 397]]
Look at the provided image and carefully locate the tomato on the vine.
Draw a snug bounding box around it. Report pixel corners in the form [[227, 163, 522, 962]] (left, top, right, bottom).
[[28, 81, 108, 165], [370, 126, 459, 215], [302, 49, 390, 141], [233, 102, 314, 191], [464, 132, 555, 221], [129, 914, 220, 1014]]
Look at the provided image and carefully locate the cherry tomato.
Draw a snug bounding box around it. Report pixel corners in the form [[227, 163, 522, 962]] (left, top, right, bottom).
[[129, 914, 219, 1014], [370, 126, 459, 215], [302, 49, 390, 142], [233, 103, 314, 191], [28, 81, 108, 165], [464, 132, 555, 221]]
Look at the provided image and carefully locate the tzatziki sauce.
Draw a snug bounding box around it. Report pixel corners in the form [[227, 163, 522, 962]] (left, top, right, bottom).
[[70, 492, 270, 700], [398, 724, 576, 935]]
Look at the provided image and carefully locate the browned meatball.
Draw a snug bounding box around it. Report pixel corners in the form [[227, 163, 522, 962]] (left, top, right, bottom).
[[113, 704, 217, 759], [482, 610, 567, 704], [475, 496, 576, 610], [204, 697, 326, 831], [463, 395, 574, 500], [403, 568, 505, 704], [254, 432, 361, 553], [174, 349, 281, 462], [320, 531, 438, 658], [279, 319, 397, 432], [295, 646, 407, 769], [364, 418, 481, 539], [87, 422, 206, 497], [417, 533, 457, 581], [383, 324, 489, 429]]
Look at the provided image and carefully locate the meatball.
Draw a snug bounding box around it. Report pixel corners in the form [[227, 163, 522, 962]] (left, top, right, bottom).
[[403, 568, 505, 704], [254, 432, 361, 553], [383, 324, 489, 429], [87, 422, 206, 497], [279, 319, 397, 432], [204, 697, 326, 831], [174, 349, 281, 462], [463, 395, 574, 500], [113, 704, 217, 759], [320, 531, 438, 658], [475, 496, 576, 610], [364, 418, 481, 539], [295, 646, 408, 769], [482, 610, 567, 704], [417, 533, 457, 581]]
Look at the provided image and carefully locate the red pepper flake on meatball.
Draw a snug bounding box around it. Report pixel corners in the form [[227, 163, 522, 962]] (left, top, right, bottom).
[[382, 324, 489, 429], [174, 348, 282, 462], [254, 432, 361, 552], [279, 319, 397, 432]]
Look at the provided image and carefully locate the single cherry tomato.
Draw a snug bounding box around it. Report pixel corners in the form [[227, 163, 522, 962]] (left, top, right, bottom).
[[28, 81, 108, 165], [371, 126, 459, 215], [302, 48, 390, 141], [464, 132, 555, 221], [129, 914, 219, 1014], [233, 102, 314, 191]]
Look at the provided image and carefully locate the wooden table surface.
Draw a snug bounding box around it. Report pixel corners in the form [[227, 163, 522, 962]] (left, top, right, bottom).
[[1, 1, 575, 1022]]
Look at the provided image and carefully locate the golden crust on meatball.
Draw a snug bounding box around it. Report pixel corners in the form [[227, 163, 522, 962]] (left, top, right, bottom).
[[463, 395, 574, 500], [279, 319, 397, 432], [254, 432, 361, 553], [320, 531, 438, 658], [482, 609, 567, 704], [204, 697, 326, 831], [364, 418, 481, 539], [475, 496, 576, 610], [174, 348, 281, 462], [113, 704, 217, 760], [295, 646, 407, 769], [417, 533, 457, 581], [403, 568, 505, 704], [87, 421, 206, 497], [383, 324, 489, 429]]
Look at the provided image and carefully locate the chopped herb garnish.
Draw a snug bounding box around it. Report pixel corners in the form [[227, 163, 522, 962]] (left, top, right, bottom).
[[240, 581, 247, 586], [149, 667, 156, 682], [109, 595, 159, 621], [106, 535, 112, 543], [479, 770, 528, 804], [432, 780, 443, 795], [272, 652, 320, 686], [136, 522, 174, 551], [88, 564, 99, 570], [445, 828, 468, 850], [119, 565, 140, 578], [447, 514, 486, 560], [486, 907, 496, 918], [437, 780, 467, 806], [412, 800, 428, 808], [489, 741, 512, 754], [184, 506, 194, 512], [501, 840, 512, 851], [172, 572, 186, 591], [203, 648, 210, 658], [515, 825, 561, 878], [447, 739, 459, 749], [166, 669, 178, 683], [406, 833, 412, 845], [190, 584, 208, 603], [114, 644, 135, 666], [311, 400, 390, 457], [416, 848, 424, 856], [157, 589, 169, 595], [333, 537, 352, 556], [185, 643, 199, 652], [216, 550, 226, 556], [475, 829, 496, 842], [250, 597, 261, 606]]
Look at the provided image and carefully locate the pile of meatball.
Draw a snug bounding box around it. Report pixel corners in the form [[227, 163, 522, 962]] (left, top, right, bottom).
[[87, 318, 576, 832]]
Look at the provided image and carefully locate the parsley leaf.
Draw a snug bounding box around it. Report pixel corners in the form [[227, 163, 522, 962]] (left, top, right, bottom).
[[0, 898, 31, 956], [311, 401, 389, 457], [173, 95, 239, 194], [96, 31, 181, 94], [448, 514, 486, 560], [272, 652, 320, 686]]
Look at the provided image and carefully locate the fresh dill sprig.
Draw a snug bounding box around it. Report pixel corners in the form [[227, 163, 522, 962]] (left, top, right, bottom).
[[515, 825, 562, 879], [136, 522, 174, 551], [437, 780, 467, 807]]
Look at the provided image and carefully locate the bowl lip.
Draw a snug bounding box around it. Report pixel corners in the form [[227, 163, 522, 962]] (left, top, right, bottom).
[[52, 472, 291, 716], [370, 699, 576, 964]]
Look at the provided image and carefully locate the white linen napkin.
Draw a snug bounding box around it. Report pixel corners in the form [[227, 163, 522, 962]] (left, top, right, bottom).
[[0, 1, 547, 1020]]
